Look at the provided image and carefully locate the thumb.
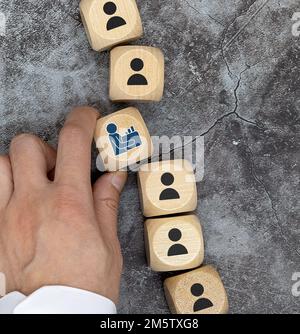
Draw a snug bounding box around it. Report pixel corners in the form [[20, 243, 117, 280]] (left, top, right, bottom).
[[93, 171, 127, 239]]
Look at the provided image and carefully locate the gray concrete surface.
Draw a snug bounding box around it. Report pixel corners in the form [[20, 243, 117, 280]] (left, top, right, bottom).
[[0, 0, 299, 313]]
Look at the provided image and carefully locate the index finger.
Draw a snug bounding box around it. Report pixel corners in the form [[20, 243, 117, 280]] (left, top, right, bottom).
[[55, 106, 99, 186]]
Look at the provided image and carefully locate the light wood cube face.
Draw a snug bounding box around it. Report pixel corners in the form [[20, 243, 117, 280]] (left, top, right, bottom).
[[110, 46, 164, 102], [138, 160, 197, 217], [94, 107, 153, 171], [164, 266, 229, 314], [80, 0, 143, 51], [144, 215, 204, 272]]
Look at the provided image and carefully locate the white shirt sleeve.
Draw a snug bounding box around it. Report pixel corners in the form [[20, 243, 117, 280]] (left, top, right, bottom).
[[0, 286, 117, 314]]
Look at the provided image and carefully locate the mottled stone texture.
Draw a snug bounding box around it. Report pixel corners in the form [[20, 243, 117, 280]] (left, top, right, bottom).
[[0, 0, 299, 314]]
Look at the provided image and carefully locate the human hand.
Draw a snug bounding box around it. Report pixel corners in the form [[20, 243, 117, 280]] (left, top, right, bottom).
[[0, 106, 127, 304]]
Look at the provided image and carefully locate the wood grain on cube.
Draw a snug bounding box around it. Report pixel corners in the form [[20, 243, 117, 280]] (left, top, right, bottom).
[[80, 0, 143, 51], [110, 46, 164, 102], [138, 159, 197, 217], [94, 107, 153, 171], [144, 215, 204, 272], [164, 265, 229, 314]]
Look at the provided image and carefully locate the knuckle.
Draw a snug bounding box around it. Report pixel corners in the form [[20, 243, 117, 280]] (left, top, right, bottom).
[[53, 184, 87, 219], [10, 133, 40, 150], [99, 197, 119, 213], [60, 122, 86, 142], [10, 194, 40, 230]]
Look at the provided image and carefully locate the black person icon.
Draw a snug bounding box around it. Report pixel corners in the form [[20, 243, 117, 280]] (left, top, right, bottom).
[[103, 1, 127, 31], [159, 172, 180, 201], [191, 283, 213, 312], [167, 228, 188, 257], [127, 58, 148, 86]]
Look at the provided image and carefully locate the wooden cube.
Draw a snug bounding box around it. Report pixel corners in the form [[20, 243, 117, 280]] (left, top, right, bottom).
[[164, 266, 229, 314], [138, 160, 197, 217], [94, 107, 153, 171], [144, 215, 204, 272], [110, 46, 164, 102], [80, 0, 143, 51]]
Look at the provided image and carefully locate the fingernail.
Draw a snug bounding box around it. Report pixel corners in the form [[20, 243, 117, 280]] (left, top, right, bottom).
[[111, 171, 128, 192]]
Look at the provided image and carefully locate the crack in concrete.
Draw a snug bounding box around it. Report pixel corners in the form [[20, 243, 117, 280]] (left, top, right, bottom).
[[245, 144, 300, 258], [220, 0, 271, 78], [179, 0, 272, 99], [223, 0, 271, 52], [182, 0, 225, 27], [159, 64, 267, 160], [200, 64, 265, 137], [220, 14, 238, 78]]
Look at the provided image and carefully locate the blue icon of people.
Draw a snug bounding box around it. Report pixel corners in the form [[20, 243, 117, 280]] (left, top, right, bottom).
[[107, 123, 142, 156]]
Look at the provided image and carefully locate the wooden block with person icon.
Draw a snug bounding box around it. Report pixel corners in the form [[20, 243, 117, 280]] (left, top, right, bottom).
[[80, 0, 143, 51], [144, 215, 204, 272], [110, 46, 164, 102], [94, 107, 153, 171], [138, 159, 197, 217], [164, 266, 229, 314]]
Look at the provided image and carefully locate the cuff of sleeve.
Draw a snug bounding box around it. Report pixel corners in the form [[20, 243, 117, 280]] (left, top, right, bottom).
[[13, 286, 117, 314], [0, 292, 26, 314]]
